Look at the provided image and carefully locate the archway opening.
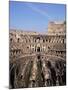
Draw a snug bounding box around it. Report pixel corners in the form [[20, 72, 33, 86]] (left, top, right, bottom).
[[37, 55, 40, 59], [37, 47, 40, 52]]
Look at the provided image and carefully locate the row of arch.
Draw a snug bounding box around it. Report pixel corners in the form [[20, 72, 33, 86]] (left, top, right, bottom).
[[10, 35, 65, 44]]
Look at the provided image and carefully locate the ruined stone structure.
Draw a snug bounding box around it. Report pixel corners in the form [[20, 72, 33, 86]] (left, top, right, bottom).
[[9, 21, 66, 88], [48, 21, 66, 33]]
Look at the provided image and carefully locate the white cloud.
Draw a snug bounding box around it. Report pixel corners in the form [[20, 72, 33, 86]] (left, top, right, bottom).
[[26, 3, 52, 20]]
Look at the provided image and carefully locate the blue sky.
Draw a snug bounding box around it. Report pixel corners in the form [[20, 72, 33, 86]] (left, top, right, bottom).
[[9, 1, 66, 32]]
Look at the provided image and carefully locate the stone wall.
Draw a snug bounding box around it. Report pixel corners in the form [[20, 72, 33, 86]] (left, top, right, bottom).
[[9, 31, 66, 59], [48, 21, 66, 34], [9, 21, 66, 88]]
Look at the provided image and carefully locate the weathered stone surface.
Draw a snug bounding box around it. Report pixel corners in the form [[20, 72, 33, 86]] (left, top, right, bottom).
[[9, 21, 66, 88]]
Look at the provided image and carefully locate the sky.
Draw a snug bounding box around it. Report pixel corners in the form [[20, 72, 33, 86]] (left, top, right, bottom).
[[9, 1, 66, 32]]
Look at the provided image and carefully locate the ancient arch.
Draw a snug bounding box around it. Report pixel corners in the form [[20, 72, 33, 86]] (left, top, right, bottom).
[[37, 47, 40, 52]]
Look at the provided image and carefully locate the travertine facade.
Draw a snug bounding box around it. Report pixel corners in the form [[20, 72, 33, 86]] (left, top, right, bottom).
[[48, 21, 66, 33], [9, 21, 66, 88]]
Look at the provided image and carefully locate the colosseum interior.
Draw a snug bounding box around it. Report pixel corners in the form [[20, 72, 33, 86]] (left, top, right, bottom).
[[9, 21, 66, 88]]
